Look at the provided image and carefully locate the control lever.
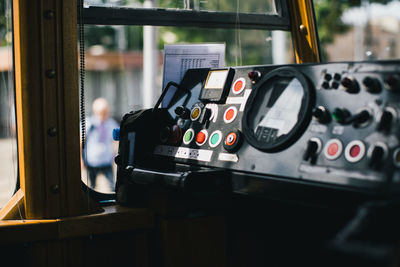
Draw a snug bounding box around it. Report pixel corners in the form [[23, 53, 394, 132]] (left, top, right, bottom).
[[332, 108, 370, 126], [303, 138, 321, 164], [368, 146, 385, 170], [377, 110, 393, 132], [347, 110, 371, 127]]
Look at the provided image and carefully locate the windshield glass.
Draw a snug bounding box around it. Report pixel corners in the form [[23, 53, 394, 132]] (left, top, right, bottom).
[[315, 0, 400, 62]]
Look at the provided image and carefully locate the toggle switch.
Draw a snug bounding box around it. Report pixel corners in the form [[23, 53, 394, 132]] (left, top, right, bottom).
[[367, 143, 388, 170], [350, 109, 372, 127], [377, 107, 396, 133], [341, 76, 360, 94], [303, 138, 322, 164], [333, 108, 371, 126], [199, 107, 212, 124], [332, 108, 351, 124]]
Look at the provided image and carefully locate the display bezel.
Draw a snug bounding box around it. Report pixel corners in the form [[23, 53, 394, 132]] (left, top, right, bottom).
[[242, 67, 314, 152]]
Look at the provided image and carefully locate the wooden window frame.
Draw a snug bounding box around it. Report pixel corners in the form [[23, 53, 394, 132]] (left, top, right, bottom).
[[0, 0, 320, 220]]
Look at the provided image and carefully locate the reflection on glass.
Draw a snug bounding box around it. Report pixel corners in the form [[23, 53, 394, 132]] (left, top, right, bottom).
[[84, 0, 277, 14], [315, 0, 400, 62], [0, 0, 18, 208], [250, 78, 304, 144]]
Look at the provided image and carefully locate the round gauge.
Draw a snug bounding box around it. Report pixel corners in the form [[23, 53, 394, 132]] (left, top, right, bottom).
[[242, 67, 314, 152]]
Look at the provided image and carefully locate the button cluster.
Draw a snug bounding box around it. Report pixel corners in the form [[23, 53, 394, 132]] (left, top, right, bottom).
[[181, 128, 242, 152], [321, 72, 400, 94]]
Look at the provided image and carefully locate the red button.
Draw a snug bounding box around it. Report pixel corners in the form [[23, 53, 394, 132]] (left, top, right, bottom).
[[234, 80, 243, 92], [196, 131, 206, 144], [232, 78, 245, 94], [225, 109, 235, 121], [224, 106, 237, 123], [350, 145, 361, 158], [328, 143, 339, 156]]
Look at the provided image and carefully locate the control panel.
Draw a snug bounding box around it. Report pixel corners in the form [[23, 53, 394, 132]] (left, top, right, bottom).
[[128, 61, 400, 193]]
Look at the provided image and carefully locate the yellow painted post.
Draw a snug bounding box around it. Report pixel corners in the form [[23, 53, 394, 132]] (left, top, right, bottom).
[[288, 0, 321, 63]]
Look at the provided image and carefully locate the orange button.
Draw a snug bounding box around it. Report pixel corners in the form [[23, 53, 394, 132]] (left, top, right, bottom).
[[225, 132, 237, 146]]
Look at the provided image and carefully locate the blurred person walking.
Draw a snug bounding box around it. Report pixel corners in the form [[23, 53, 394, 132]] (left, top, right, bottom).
[[83, 98, 119, 192]]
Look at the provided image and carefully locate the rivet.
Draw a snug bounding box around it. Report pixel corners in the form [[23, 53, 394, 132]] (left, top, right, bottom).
[[44, 10, 55, 19], [299, 24, 308, 35], [46, 69, 56, 79], [50, 184, 60, 194], [47, 127, 57, 137]]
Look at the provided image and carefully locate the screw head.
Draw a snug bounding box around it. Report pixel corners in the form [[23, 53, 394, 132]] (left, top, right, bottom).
[[299, 24, 308, 35], [50, 184, 60, 194], [47, 127, 57, 137], [46, 69, 56, 79], [44, 10, 55, 19]]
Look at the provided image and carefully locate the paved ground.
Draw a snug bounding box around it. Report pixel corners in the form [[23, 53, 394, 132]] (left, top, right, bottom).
[[0, 138, 116, 209]]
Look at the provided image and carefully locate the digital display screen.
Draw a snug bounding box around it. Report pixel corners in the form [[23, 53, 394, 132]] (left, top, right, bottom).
[[204, 70, 229, 89]]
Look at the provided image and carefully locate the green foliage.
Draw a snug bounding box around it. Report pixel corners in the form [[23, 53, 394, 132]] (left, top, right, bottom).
[[0, 0, 7, 46]]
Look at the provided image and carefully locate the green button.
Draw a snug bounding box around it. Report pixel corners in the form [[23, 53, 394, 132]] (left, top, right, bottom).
[[184, 131, 193, 142], [210, 132, 220, 145]]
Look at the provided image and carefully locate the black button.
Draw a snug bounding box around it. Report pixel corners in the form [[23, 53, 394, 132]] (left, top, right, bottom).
[[322, 81, 330, 89], [333, 73, 341, 81], [324, 73, 332, 81]]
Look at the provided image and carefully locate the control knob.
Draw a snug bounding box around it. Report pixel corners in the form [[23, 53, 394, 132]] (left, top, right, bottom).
[[385, 74, 400, 92], [341, 77, 360, 94], [363, 76, 381, 94], [312, 106, 331, 124]]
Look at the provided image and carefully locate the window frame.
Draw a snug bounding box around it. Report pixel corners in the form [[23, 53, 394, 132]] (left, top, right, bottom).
[[82, 1, 290, 30]]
